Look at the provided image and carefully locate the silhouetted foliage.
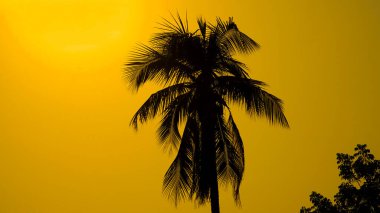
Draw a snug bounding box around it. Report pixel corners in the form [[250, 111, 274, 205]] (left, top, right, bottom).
[[126, 13, 289, 213], [301, 144, 380, 213]]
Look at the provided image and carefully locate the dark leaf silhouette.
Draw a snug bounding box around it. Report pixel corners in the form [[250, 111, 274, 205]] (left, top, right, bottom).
[[301, 144, 380, 213]]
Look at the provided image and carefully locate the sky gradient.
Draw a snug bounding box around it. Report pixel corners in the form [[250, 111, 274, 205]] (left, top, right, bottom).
[[1, 0, 380, 212]]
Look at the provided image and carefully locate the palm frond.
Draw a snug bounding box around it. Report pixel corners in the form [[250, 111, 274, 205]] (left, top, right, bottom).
[[149, 33, 205, 78], [157, 91, 194, 152], [215, 111, 233, 184], [226, 113, 245, 204], [227, 114, 245, 166], [197, 17, 207, 40], [130, 83, 191, 129], [126, 44, 196, 90], [163, 115, 198, 205], [216, 76, 289, 127], [259, 90, 290, 127], [210, 17, 259, 55], [216, 57, 250, 78], [156, 12, 189, 34], [215, 112, 244, 205], [152, 12, 194, 48]]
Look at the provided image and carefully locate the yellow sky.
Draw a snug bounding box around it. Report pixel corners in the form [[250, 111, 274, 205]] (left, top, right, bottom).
[[1, 0, 379, 212]]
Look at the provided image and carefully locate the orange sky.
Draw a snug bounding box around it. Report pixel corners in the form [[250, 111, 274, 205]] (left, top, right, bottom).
[[1, 0, 380, 212]]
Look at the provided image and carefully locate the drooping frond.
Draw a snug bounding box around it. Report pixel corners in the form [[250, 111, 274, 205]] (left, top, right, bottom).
[[257, 90, 289, 127], [226, 113, 245, 203], [157, 91, 195, 152], [163, 115, 198, 205], [227, 114, 245, 167], [215, 111, 233, 183], [216, 57, 250, 78], [210, 17, 260, 55], [215, 111, 244, 205], [130, 83, 191, 129], [126, 44, 196, 90], [215, 76, 289, 127]]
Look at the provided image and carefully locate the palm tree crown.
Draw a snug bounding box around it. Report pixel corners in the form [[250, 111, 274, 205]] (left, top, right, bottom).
[[126, 14, 289, 213]]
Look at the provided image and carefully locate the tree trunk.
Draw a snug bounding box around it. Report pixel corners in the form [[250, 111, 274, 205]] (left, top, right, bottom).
[[198, 71, 220, 213], [201, 111, 220, 213], [198, 81, 220, 213], [210, 145, 220, 213]]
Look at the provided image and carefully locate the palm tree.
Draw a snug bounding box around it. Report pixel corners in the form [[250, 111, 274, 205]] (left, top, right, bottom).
[[126, 14, 289, 213]]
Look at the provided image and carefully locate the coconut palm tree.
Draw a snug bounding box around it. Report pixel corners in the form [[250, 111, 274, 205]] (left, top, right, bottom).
[[126, 14, 289, 213]]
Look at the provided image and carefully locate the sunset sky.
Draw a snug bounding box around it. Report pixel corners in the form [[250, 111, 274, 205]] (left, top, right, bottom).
[[1, 0, 379, 212]]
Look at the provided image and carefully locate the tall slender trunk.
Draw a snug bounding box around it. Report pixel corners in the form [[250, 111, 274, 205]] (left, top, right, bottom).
[[198, 79, 220, 213], [200, 109, 220, 213], [209, 143, 220, 213]]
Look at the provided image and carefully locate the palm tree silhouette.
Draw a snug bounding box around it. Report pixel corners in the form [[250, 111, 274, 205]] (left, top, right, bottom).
[[126, 14, 289, 213]]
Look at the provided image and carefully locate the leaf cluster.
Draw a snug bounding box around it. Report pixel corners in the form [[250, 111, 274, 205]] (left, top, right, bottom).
[[301, 144, 380, 213]]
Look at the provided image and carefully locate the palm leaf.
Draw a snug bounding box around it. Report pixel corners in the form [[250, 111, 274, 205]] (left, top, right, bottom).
[[197, 17, 207, 40], [215, 76, 289, 127], [215, 112, 244, 205], [126, 44, 196, 90], [130, 83, 191, 129], [157, 91, 195, 152], [210, 17, 260, 55], [163, 114, 198, 205], [216, 57, 250, 78]]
